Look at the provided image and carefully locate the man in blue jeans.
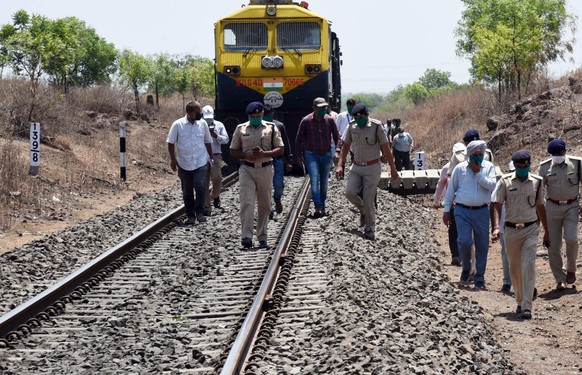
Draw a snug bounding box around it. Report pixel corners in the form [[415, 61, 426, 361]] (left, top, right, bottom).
[[263, 105, 293, 217], [442, 140, 497, 289], [296, 97, 340, 218], [167, 101, 213, 225]]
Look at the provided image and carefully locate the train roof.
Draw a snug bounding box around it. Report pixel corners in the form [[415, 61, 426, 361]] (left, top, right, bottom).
[[218, 2, 327, 22]]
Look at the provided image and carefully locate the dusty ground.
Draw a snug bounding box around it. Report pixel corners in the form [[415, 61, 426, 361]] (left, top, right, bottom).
[[431, 205, 582, 375]]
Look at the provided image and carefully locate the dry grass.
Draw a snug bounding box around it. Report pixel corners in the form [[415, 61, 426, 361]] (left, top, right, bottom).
[[0, 78, 206, 232]]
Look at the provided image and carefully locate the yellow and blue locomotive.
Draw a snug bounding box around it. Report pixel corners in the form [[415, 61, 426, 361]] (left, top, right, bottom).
[[214, 0, 342, 163]]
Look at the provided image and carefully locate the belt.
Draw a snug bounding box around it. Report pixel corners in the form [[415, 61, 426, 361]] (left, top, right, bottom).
[[548, 197, 578, 205], [213, 153, 222, 155], [353, 158, 379, 166], [455, 203, 488, 210], [241, 161, 272, 168], [505, 220, 537, 229]]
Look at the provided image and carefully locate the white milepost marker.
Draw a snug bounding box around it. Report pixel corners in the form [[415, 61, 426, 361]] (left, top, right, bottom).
[[29, 122, 40, 176]]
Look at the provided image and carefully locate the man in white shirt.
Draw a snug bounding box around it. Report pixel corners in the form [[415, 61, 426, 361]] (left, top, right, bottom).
[[167, 101, 213, 225], [202, 105, 229, 215]]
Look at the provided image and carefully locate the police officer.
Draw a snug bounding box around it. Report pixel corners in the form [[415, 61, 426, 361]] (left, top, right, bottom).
[[492, 150, 549, 320], [538, 139, 581, 290], [335, 103, 399, 240], [230, 102, 283, 248]]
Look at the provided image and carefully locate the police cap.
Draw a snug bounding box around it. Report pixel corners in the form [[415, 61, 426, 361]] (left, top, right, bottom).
[[246, 101, 264, 115], [351, 103, 368, 117], [547, 138, 566, 155], [511, 150, 531, 164]]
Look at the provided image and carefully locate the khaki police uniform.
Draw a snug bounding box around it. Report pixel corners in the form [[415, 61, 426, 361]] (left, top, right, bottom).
[[230, 121, 283, 242], [492, 172, 544, 312], [343, 118, 388, 233], [538, 156, 581, 283]]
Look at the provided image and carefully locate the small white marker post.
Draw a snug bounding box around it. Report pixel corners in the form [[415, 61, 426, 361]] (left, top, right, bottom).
[[29, 122, 40, 176], [415, 151, 425, 171], [119, 121, 127, 181]]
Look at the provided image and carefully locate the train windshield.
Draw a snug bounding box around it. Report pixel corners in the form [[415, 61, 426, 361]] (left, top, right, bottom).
[[277, 22, 321, 50], [223, 22, 268, 51]]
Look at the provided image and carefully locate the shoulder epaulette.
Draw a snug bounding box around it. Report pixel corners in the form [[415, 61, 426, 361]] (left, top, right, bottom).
[[370, 118, 383, 125], [540, 158, 552, 165], [568, 156, 582, 162], [530, 174, 543, 181]]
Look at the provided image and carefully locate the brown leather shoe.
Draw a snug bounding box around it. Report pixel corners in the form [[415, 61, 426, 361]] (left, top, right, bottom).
[[556, 282, 567, 291], [566, 271, 576, 284]]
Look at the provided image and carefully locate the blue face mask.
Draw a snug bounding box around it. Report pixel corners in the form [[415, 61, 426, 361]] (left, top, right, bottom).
[[515, 166, 530, 178], [347, 105, 354, 114], [249, 117, 262, 126], [469, 155, 484, 165], [316, 108, 327, 118], [262, 115, 273, 122]]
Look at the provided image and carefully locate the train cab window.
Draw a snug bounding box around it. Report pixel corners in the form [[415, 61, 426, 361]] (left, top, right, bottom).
[[277, 22, 320, 50], [223, 23, 268, 51]]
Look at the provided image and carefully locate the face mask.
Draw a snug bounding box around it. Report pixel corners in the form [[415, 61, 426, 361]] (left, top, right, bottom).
[[262, 115, 273, 122], [469, 155, 484, 165], [194, 113, 202, 121], [249, 117, 262, 126], [355, 117, 368, 127], [552, 155, 566, 164], [316, 108, 327, 118], [347, 105, 354, 114], [515, 166, 530, 178]]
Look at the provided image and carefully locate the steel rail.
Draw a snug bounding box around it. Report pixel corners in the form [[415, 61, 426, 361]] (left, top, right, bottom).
[[220, 177, 310, 375], [0, 171, 239, 342]]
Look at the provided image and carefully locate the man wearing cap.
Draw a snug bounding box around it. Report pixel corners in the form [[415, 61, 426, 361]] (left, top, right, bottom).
[[443, 140, 496, 289], [263, 104, 293, 217], [230, 102, 284, 248], [538, 139, 581, 290], [391, 126, 414, 171], [296, 97, 340, 218], [167, 101, 213, 225], [335, 103, 399, 240], [492, 151, 549, 320], [448, 128, 494, 176], [202, 105, 229, 215]]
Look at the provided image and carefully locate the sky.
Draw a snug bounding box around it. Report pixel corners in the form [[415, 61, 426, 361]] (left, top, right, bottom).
[[2, 0, 582, 94]]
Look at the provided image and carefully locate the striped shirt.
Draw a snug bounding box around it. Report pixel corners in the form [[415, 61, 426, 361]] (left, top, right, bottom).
[[295, 113, 339, 156]]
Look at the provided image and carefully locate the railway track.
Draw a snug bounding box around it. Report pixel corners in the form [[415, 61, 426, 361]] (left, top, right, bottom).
[[0, 173, 316, 374]]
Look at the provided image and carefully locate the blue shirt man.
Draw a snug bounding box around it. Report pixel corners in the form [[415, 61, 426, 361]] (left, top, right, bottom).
[[443, 140, 497, 288]]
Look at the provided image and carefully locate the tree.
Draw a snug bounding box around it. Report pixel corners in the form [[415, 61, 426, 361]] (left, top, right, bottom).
[[456, 0, 576, 99], [418, 69, 454, 91], [118, 49, 152, 115], [351, 93, 384, 112], [149, 53, 175, 107], [403, 83, 429, 105]]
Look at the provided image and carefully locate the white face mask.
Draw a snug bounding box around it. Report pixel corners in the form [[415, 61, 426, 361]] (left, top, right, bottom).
[[552, 155, 566, 164]]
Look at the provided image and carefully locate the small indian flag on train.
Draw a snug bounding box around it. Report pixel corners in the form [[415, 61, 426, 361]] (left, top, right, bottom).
[[263, 78, 283, 92]]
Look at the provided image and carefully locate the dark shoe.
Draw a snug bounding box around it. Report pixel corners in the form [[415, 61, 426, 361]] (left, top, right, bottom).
[[320, 207, 326, 217], [269, 210, 274, 220], [242, 238, 252, 248], [474, 282, 486, 290], [275, 200, 283, 214], [259, 240, 268, 249], [556, 282, 567, 291], [533, 287, 538, 300], [501, 284, 511, 293], [197, 213, 207, 223], [566, 271, 576, 284], [451, 257, 461, 266], [364, 229, 375, 240], [359, 213, 365, 227], [203, 210, 212, 217], [184, 216, 196, 225], [213, 198, 221, 208], [314, 208, 323, 218], [516, 305, 522, 314], [520, 309, 532, 320]]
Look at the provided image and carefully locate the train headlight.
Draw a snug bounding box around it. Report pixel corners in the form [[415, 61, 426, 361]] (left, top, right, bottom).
[[305, 64, 321, 75], [224, 66, 241, 76], [266, 4, 277, 16], [272, 55, 284, 69], [262, 56, 274, 69]]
